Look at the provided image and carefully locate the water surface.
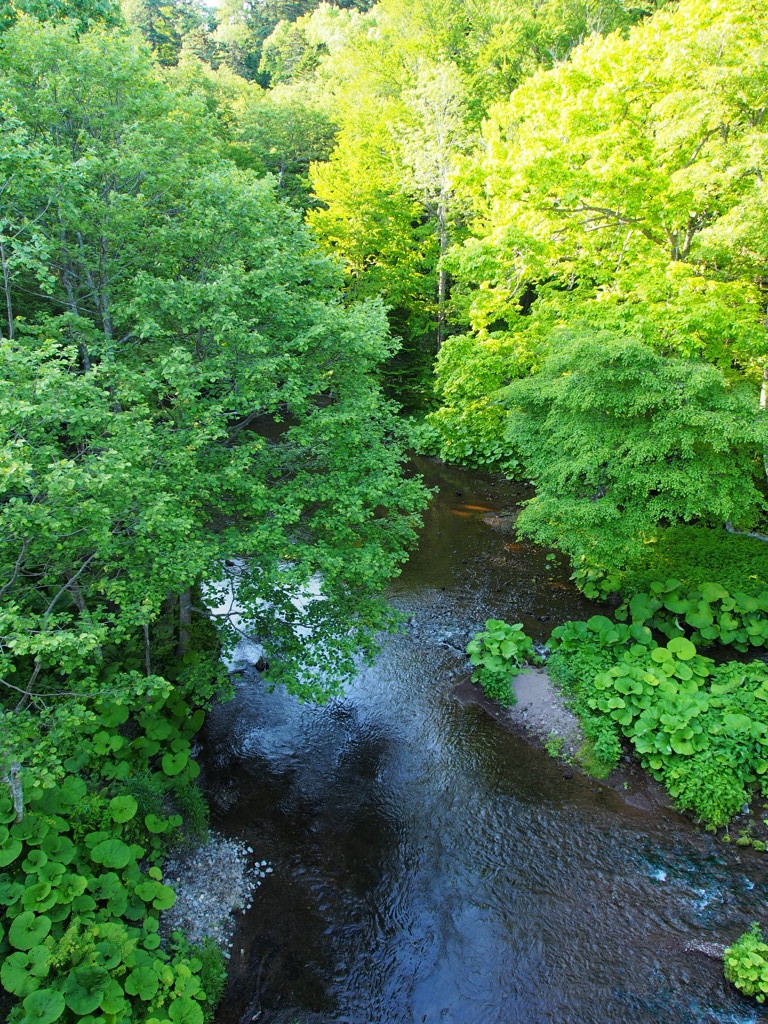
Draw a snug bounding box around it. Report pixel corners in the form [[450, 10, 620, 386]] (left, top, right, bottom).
[[202, 460, 768, 1024]]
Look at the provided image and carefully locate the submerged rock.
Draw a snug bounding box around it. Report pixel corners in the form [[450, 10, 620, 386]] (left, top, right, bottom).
[[684, 940, 726, 960]]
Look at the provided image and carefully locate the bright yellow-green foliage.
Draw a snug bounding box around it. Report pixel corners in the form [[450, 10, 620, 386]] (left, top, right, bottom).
[[504, 333, 768, 566], [429, 0, 768, 570], [725, 925, 768, 1003], [305, 0, 662, 391], [448, 0, 768, 364]]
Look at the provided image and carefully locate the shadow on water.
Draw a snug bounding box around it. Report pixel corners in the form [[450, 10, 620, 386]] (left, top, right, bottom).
[[201, 459, 768, 1024]]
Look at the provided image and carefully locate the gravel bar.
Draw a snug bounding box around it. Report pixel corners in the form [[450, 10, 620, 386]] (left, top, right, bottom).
[[161, 832, 272, 954]]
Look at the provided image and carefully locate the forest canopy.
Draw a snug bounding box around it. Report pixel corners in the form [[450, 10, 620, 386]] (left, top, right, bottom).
[[3, 0, 768, 1019]]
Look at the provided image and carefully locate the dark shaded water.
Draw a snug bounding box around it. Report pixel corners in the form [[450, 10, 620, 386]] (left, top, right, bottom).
[[202, 460, 768, 1024]]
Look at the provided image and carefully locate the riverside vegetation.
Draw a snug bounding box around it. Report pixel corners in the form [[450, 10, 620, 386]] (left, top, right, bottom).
[[0, 7, 429, 1024], [4, 0, 768, 1016]]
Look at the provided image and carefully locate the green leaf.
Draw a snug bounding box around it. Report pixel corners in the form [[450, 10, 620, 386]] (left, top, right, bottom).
[[144, 814, 169, 834], [108, 796, 138, 824], [1, 948, 50, 998], [9, 913, 52, 951], [63, 967, 110, 1015], [0, 837, 23, 866], [168, 997, 204, 1024], [161, 753, 189, 777], [125, 964, 159, 1001], [90, 839, 133, 869], [666, 637, 696, 661], [21, 988, 66, 1024]]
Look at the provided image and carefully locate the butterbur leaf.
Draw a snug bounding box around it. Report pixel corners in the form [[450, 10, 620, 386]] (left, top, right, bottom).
[[22, 850, 47, 873], [125, 964, 159, 1001], [22, 883, 56, 912], [0, 836, 23, 866], [108, 796, 138, 824], [667, 637, 696, 661], [41, 836, 75, 864], [62, 967, 110, 1015], [56, 874, 88, 903], [0, 790, 17, 823], [100, 979, 128, 1015], [98, 703, 129, 728], [22, 988, 65, 1024], [12, 817, 49, 845], [161, 753, 188, 776], [152, 884, 175, 910], [0, 880, 24, 905], [9, 913, 51, 950], [168, 997, 204, 1024], [1, 947, 50, 997], [629, 593, 657, 622], [145, 813, 169, 834], [701, 582, 729, 603], [90, 839, 133, 869]]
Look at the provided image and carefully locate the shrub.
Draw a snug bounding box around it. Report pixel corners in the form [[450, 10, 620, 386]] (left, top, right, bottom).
[[549, 615, 768, 826], [725, 924, 768, 1003], [466, 620, 538, 706]]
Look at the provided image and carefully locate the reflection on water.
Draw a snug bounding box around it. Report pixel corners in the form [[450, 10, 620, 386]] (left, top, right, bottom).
[[201, 460, 768, 1024]]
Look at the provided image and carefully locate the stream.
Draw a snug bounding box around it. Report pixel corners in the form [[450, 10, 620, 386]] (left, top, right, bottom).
[[201, 459, 768, 1024]]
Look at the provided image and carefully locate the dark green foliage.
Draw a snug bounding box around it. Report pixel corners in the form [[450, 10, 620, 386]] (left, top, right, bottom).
[[196, 939, 226, 1023], [549, 618, 768, 826], [170, 783, 209, 844], [123, 0, 212, 65], [623, 528, 768, 598], [0, 686, 222, 1024], [504, 333, 768, 571], [615, 579, 768, 652], [572, 526, 768, 602], [547, 616, 652, 775], [233, 98, 337, 210]]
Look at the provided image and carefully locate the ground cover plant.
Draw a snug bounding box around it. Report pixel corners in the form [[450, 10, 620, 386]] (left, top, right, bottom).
[[466, 620, 539, 706], [550, 619, 768, 826], [725, 924, 768, 1004], [0, 677, 225, 1024], [471, 614, 768, 828]]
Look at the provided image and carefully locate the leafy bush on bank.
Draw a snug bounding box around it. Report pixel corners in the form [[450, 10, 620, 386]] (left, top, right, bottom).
[[614, 580, 768, 653], [549, 616, 768, 826], [466, 620, 539, 706], [725, 924, 768, 1003], [572, 528, 768, 652], [471, 613, 768, 827], [0, 659, 229, 1024]]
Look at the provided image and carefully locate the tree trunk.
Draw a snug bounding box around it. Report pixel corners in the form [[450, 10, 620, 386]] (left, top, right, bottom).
[[1, 237, 13, 340], [177, 588, 192, 657], [436, 194, 448, 352], [2, 764, 23, 822], [65, 570, 102, 658], [144, 623, 152, 677]]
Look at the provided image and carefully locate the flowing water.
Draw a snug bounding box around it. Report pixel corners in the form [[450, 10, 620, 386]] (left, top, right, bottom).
[[201, 459, 768, 1024]]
